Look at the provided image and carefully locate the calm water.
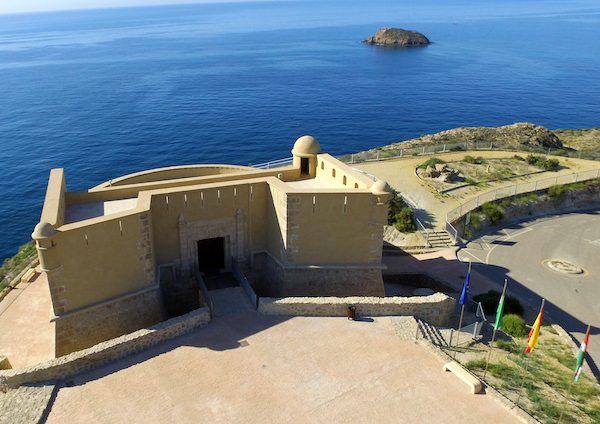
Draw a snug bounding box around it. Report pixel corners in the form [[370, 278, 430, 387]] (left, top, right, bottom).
[[1, 0, 599, 260]]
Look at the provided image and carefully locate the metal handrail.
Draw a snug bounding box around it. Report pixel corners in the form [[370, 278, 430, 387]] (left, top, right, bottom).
[[415, 217, 430, 247]]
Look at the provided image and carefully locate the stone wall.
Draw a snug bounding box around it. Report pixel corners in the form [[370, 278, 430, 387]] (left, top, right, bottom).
[[258, 293, 455, 326], [0, 307, 210, 390], [54, 287, 166, 357], [263, 253, 385, 297]]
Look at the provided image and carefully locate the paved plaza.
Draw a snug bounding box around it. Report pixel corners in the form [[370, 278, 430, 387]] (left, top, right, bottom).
[[43, 312, 524, 424]]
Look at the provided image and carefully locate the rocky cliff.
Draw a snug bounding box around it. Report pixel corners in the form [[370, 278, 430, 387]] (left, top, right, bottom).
[[386, 123, 564, 150], [362, 28, 430, 46]]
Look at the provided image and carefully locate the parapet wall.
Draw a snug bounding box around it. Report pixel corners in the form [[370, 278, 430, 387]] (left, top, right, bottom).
[[258, 293, 455, 326], [0, 307, 210, 390]]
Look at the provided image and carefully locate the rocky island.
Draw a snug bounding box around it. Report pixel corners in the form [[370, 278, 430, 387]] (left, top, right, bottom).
[[362, 27, 430, 46]]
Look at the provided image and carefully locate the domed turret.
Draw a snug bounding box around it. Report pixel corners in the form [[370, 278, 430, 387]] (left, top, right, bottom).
[[370, 180, 392, 205], [292, 135, 322, 177], [32, 221, 58, 240], [370, 180, 392, 196], [32, 221, 60, 272], [291, 135, 322, 157]]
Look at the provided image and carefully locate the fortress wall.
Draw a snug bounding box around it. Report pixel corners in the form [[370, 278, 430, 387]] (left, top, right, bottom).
[[40, 168, 67, 228], [0, 307, 211, 390], [54, 287, 165, 357], [316, 154, 374, 189], [48, 212, 151, 315], [262, 252, 386, 297], [258, 293, 455, 327]]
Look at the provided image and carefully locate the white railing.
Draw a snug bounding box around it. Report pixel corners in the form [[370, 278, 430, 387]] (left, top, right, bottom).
[[252, 157, 293, 169], [446, 168, 600, 223]]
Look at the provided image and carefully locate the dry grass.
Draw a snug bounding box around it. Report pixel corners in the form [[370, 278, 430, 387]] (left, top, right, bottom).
[[449, 326, 600, 424]]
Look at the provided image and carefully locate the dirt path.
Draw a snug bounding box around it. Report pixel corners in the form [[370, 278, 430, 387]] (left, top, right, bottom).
[[355, 151, 600, 230]]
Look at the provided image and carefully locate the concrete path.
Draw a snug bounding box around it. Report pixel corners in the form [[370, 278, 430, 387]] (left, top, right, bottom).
[[0, 272, 54, 368], [355, 151, 600, 229], [44, 312, 524, 424]]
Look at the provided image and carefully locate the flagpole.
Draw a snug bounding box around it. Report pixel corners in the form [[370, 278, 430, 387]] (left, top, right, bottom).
[[483, 279, 508, 380], [517, 352, 533, 405], [517, 298, 545, 405], [558, 324, 591, 423], [454, 261, 471, 359]]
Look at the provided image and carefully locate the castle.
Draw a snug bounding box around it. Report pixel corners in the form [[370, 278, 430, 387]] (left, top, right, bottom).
[[33, 136, 391, 356]]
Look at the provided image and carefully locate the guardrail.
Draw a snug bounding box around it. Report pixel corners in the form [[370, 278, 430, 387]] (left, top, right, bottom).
[[416, 218, 430, 247], [197, 275, 214, 316], [252, 157, 293, 169], [446, 168, 600, 223], [445, 218, 459, 245], [232, 260, 258, 309]]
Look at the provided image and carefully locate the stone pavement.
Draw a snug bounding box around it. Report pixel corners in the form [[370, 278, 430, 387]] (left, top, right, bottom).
[[43, 312, 527, 424], [0, 383, 56, 424], [0, 272, 54, 368], [355, 151, 600, 229]]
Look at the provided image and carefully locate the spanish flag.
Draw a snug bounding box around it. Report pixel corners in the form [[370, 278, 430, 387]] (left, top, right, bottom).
[[525, 301, 544, 354]]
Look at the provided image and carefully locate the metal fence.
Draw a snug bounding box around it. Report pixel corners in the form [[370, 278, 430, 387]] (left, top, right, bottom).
[[339, 142, 592, 165], [446, 168, 600, 223]]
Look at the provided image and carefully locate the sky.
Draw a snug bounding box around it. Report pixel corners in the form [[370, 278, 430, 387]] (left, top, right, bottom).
[[1, 0, 267, 15]]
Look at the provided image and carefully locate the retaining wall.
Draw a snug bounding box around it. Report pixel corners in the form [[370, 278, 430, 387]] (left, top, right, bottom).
[[258, 292, 455, 326], [0, 307, 210, 390]]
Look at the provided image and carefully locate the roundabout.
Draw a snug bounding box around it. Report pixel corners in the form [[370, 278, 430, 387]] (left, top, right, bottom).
[[457, 211, 600, 380]]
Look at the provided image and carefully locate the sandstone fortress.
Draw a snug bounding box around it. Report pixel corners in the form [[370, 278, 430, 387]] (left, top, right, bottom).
[[33, 136, 392, 356]]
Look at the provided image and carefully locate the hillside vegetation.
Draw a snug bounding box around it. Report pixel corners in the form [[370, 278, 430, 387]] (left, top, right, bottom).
[[367, 123, 600, 158]]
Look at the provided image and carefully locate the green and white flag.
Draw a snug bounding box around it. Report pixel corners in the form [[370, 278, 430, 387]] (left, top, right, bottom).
[[494, 292, 505, 330]]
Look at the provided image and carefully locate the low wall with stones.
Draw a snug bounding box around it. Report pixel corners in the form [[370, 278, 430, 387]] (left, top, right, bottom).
[[0, 307, 210, 390], [258, 293, 455, 326]]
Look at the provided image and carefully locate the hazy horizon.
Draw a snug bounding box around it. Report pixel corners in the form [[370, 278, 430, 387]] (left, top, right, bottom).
[[1, 0, 285, 15]]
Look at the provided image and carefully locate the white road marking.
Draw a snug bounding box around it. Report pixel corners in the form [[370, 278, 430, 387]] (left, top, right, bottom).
[[485, 227, 533, 264]]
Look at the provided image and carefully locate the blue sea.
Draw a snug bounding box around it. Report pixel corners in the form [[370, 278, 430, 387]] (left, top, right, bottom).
[[1, 0, 599, 261]]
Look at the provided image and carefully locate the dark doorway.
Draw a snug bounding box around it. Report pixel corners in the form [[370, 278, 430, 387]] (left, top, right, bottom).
[[300, 157, 309, 175], [197, 237, 225, 274]]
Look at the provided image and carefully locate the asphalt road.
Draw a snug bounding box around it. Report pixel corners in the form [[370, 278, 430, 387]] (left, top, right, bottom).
[[457, 210, 600, 379]]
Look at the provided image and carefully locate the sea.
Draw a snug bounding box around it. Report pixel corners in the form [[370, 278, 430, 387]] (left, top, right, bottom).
[[1, 0, 599, 261]]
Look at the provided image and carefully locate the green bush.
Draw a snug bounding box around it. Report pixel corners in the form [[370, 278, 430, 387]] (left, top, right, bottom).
[[417, 157, 446, 170], [480, 202, 505, 224], [502, 314, 528, 337], [547, 184, 567, 200], [464, 178, 477, 185], [387, 188, 409, 225], [393, 208, 416, 233], [472, 290, 524, 316], [526, 154, 559, 171]]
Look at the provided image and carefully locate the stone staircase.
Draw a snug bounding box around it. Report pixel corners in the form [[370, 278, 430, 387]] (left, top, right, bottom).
[[427, 230, 454, 249], [383, 230, 455, 256], [417, 319, 451, 347]]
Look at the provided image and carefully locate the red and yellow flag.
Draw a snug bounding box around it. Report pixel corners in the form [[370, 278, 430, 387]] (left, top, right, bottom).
[[525, 302, 544, 354]]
